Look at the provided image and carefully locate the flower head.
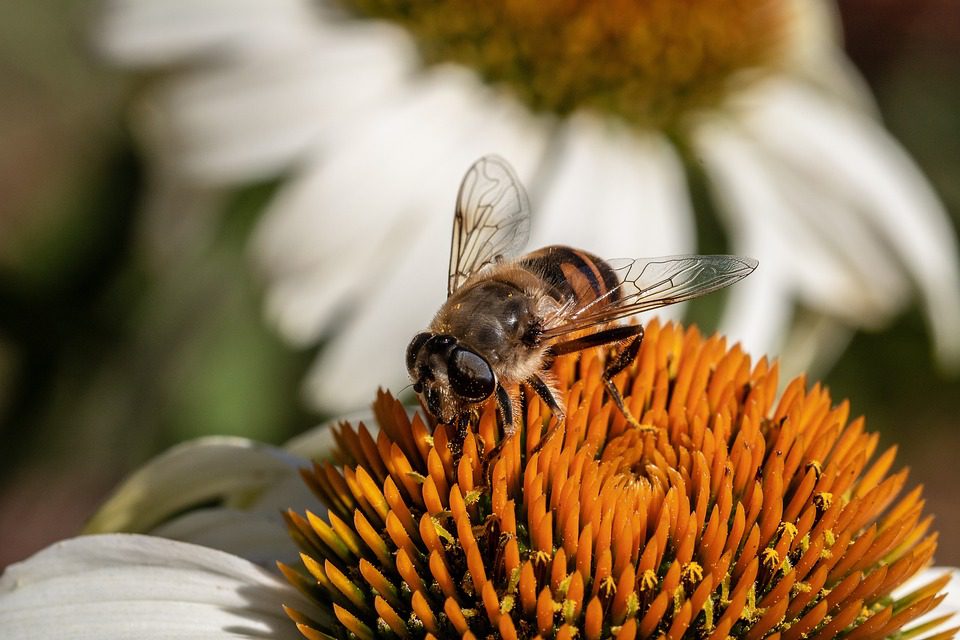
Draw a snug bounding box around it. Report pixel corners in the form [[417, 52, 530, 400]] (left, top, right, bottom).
[[343, 0, 789, 129], [281, 321, 954, 639], [96, 1, 960, 413]]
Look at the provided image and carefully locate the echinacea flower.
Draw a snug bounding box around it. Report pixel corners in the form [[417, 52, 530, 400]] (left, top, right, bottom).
[[281, 320, 958, 639], [0, 321, 957, 638], [95, 0, 960, 413]]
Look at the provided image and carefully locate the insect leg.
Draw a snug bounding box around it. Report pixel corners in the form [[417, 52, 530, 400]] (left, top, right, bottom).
[[526, 374, 565, 423], [550, 324, 654, 433], [602, 333, 656, 433], [481, 384, 515, 478], [527, 374, 567, 453], [603, 326, 644, 378], [496, 383, 514, 436], [549, 324, 643, 355]]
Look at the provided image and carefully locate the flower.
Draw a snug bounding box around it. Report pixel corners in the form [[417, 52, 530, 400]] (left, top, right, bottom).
[[283, 320, 955, 639], [1, 321, 958, 638], [95, 0, 960, 413]]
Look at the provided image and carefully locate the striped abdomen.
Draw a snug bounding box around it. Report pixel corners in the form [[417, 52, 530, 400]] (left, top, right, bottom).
[[517, 245, 621, 310]]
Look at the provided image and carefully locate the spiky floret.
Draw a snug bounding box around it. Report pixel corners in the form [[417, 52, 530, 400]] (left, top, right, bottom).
[[281, 320, 954, 640]]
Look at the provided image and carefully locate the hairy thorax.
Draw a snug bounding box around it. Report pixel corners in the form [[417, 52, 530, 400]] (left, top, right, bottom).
[[430, 266, 557, 383]]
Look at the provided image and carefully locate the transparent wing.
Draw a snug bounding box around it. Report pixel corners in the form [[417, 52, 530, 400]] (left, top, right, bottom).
[[448, 155, 531, 296], [541, 255, 758, 338]]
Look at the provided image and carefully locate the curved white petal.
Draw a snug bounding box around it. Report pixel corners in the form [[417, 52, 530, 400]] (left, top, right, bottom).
[[716, 246, 795, 361], [289, 72, 550, 411], [696, 114, 902, 323], [893, 566, 960, 636], [531, 114, 697, 326], [0, 534, 317, 639], [253, 70, 497, 346], [144, 470, 325, 567], [95, 0, 320, 66], [151, 509, 300, 567], [533, 113, 696, 257], [740, 78, 960, 366], [283, 412, 373, 460], [134, 22, 417, 183], [84, 437, 307, 535], [776, 313, 854, 379], [779, 0, 877, 114], [254, 67, 548, 346]]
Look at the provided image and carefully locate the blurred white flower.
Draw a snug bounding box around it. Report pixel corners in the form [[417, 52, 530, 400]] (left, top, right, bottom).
[[95, 0, 960, 413]]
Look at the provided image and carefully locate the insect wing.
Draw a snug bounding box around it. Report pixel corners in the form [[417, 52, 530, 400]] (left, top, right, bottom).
[[448, 155, 531, 296], [541, 255, 758, 338]]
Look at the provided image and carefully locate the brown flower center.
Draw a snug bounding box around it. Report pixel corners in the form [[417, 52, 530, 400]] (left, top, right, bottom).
[[339, 0, 791, 129]]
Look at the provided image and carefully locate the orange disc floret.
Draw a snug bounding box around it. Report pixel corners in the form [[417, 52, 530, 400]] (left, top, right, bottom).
[[281, 320, 953, 640]]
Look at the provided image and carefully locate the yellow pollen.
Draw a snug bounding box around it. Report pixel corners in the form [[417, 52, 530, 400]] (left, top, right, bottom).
[[741, 585, 764, 622], [431, 517, 455, 544], [814, 492, 834, 511], [674, 587, 685, 613], [681, 561, 704, 584], [639, 569, 658, 592], [703, 598, 715, 632], [778, 522, 798, 540], [340, 0, 792, 129], [600, 576, 617, 599], [762, 547, 780, 568]]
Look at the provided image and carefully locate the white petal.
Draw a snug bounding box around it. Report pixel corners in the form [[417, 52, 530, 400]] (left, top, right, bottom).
[[144, 468, 325, 567], [84, 437, 306, 535], [0, 534, 319, 639], [300, 206, 449, 411], [255, 65, 547, 347], [96, 0, 320, 66], [893, 566, 960, 635], [135, 22, 417, 183], [533, 113, 695, 256], [695, 117, 884, 367], [779, 0, 878, 113], [293, 75, 549, 411], [151, 509, 300, 567], [716, 246, 795, 360], [776, 313, 854, 379], [283, 412, 374, 460], [696, 116, 891, 323], [740, 79, 960, 365], [532, 114, 696, 324]]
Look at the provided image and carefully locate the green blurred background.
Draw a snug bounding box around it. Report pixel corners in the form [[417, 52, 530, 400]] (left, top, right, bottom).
[[1, 1, 959, 567]]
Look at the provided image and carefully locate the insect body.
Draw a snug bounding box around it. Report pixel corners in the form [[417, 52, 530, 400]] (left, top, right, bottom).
[[407, 155, 757, 439]]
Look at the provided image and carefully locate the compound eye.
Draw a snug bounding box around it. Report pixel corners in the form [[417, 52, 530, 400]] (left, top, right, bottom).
[[447, 348, 495, 401], [406, 332, 432, 374]]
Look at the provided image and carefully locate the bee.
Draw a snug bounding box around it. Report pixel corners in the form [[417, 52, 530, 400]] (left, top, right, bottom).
[[407, 155, 757, 442]]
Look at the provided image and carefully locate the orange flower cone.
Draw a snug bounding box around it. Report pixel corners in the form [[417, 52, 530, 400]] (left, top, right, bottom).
[[280, 321, 955, 640]]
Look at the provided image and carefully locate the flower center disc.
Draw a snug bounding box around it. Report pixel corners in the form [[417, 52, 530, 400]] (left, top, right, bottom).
[[343, 0, 790, 128]]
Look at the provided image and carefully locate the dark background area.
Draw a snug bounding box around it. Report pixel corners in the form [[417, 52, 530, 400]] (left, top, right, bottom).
[[0, 1, 958, 567]]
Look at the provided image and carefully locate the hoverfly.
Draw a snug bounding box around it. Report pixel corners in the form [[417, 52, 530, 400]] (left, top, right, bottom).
[[407, 155, 757, 444]]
